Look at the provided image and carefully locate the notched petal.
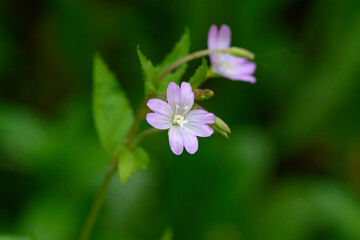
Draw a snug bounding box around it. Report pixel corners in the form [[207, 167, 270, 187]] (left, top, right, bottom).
[[147, 98, 173, 116], [146, 113, 172, 130], [166, 82, 181, 110], [180, 82, 194, 112], [207, 25, 219, 49], [181, 130, 198, 154], [186, 109, 215, 124], [218, 24, 231, 49], [184, 123, 214, 137], [169, 126, 184, 155]]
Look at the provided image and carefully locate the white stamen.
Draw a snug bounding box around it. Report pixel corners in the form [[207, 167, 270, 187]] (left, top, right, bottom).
[[175, 104, 180, 109], [184, 105, 189, 110], [173, 114, 188, 128]]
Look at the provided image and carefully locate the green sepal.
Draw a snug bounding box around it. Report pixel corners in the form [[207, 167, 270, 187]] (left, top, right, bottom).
[[211, 124, 229, 139], [227, 47, 255, 59], [214, 116, 231, 133]]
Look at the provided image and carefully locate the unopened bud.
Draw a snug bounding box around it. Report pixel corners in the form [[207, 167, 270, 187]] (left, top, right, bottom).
[[214, 116, 231, 134], [228, 47, 255, 60], [211, 124, 229, 139], [193, 89, 215, 101]]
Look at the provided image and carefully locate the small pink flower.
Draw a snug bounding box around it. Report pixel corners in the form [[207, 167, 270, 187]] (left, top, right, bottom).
[[208, 24, 257, 83], [146, 82, 215, 155]]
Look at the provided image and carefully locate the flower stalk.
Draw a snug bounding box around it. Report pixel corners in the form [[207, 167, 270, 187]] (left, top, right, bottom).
[[160, 48, 254, 79]]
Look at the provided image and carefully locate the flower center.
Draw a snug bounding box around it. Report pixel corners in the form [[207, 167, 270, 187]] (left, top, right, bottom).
[[173, 114, 188, 128], [213, 53, 234, 74]]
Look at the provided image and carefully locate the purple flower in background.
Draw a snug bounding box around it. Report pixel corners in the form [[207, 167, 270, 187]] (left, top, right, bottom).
[[208, 24, 257, 83], [146, 82, 215, 155]]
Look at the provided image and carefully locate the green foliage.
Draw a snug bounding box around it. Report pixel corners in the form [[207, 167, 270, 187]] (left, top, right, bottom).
[[93, 53, 134, 158], [257, 181, 360, 240], [156, 28, 190, 91], [118, 147, 149, 184], [2, 0, 360, 239], [137, 46, 161, 96], [0, 236, 34, 240], [188, 58, 208, 89], [159, 227, 173, 240]]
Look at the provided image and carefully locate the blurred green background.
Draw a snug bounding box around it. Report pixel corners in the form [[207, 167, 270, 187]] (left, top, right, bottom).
[[1, 0, 360, 239]]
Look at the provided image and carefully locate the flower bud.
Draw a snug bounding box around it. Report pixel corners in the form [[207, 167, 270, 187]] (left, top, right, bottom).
[[210, 124, 229, 139], [193, 89, 215, 101], [214, 116, 231, 134], [228, 47, 255, 60]]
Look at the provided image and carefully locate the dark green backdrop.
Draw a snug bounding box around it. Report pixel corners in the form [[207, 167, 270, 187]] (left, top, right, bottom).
[[1, 0, 360, 239]]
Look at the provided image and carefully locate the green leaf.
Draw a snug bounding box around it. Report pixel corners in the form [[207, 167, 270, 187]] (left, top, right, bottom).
[[188, 58, 208, 89], [137, 46, 161, 95], [93, 53, 134, 158], [118, 147, 149, 184], [157, 28, 191, 91]]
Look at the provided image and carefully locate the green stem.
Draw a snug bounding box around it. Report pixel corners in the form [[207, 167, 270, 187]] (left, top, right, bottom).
[[160, 47, 254, 79], [125, 93, 153, 147], [79, 97, 151, 240], [131, 128, 162, 148], [79, 157, 118, 240]]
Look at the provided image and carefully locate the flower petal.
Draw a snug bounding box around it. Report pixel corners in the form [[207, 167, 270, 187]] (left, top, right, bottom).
[[166, 82, 181, 110], [169, 126, 184, 155], [213, 54, 257, 83], [146, 113, 172, 130], [184, 122, 214, 137], [147, 98, 173, 117], [186, 109, 215, 124], [180, 82, 194, 112], [181, 130, 198, 154], [218, 24, 231, 49], [207, 25, 218, 49]]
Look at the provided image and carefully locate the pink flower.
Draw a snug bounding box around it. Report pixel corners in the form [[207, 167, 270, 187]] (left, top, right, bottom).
[[208, 24, 257, 83], [146, 82, 215, 155]]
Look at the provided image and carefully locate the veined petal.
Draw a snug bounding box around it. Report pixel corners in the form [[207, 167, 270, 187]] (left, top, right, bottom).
[[184, 122, 214, 137], [180, 82, 194, 113], [233, 74, 256, 83], [146, 113, 172, 130], [169, 126, 184, 155], [166, 82, 181, 110], [186, 109, 215, 124], [218, 24, 231, 49], [207, 25, 218, 49], [213, 54, 257, 83], [181, 130, 198, 154], [147, 98, 173, 117]]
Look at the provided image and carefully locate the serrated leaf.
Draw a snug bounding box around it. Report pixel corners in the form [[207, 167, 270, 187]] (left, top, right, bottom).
[[188, 58, 208, 89], [118, 147, 149, 184], [93, 53, 134, 158], [137, 46, 161, 95], [157, 28, 191, 91]]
